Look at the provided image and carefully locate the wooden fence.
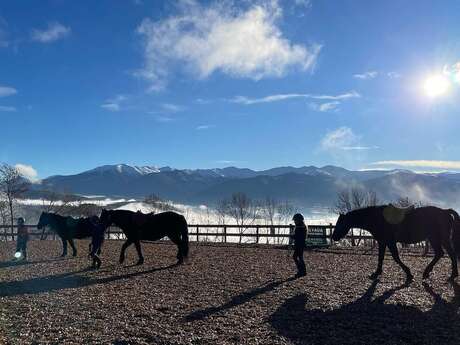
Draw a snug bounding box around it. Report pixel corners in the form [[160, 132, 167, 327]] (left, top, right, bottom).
[[0, 223, 380, 246]]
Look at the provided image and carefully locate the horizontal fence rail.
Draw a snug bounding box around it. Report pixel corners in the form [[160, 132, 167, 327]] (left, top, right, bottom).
[[0, 223, 376, 246], [0, 224, 432, 250]]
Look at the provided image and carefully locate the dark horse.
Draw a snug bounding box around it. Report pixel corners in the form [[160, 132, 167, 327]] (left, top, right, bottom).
[[99, 209, 189, 265], [332, 205, 460, 281], [37, 212, 101, 257]]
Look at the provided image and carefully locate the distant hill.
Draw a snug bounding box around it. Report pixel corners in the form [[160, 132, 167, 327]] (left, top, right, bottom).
[[34, 164, 460, 208]]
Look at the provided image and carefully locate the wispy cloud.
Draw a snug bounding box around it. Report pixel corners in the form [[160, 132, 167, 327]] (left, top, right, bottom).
[[342, 146, 379, 150], [353, 71, 378, 80], [161, 103, 185, 113], [100, 95, 127, 112], [387, 71, 401, 79], [0, 106, 16, 112], [320, 127, 377, 152], [0, 85, 17, 97], [155, 115, 175, 123], [15, 163, 39, 183], [196, 124, 215, 130], [230, 91, 360, 105], [309, 101, 340, 112], [371, 160, 460, 170], [215, 160, 239, 165], [135, 0, 321, 90], [31, 22, 71, 43]]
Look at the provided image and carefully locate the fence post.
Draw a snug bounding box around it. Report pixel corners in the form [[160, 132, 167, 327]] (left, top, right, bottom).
[[223, 226, 227, 243], [196, 226, 199, 242], [256, 225, 259, 244]]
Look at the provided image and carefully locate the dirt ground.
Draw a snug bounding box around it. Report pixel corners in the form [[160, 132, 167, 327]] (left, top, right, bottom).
[[0, 240, 459, 345]]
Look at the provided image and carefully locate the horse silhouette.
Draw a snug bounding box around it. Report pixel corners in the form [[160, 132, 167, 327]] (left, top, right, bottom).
[[99, 209, 189, 266], [37, 212, 100, 257], [332, 206, 460, 281]]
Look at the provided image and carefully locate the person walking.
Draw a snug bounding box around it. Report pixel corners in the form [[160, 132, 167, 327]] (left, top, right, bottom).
[[291, 213, 307, 278], [15, 217, 29, 260]]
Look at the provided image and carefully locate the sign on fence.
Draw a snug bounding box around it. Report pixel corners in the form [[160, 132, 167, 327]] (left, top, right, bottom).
[[306, 226, 329, 247]]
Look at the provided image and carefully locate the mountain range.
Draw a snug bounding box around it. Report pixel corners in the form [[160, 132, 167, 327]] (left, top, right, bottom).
[[33, 164, 460, 208]]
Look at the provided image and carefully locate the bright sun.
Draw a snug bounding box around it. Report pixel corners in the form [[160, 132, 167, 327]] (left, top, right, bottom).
[[423, 74, 450, 98]]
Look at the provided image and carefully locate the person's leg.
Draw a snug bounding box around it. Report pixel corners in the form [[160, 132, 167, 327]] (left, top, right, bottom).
[[298, 248, 306, 276]]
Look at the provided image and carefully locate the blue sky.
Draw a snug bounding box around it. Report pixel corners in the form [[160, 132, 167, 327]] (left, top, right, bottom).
[[1, 0, 460, 179]]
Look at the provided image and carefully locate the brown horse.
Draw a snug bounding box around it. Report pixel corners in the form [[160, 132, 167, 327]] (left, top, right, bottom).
[[332, 205, 460, 281]]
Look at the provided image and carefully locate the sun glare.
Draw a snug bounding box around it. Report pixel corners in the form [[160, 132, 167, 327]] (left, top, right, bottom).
[[423, 74, 450, 98]]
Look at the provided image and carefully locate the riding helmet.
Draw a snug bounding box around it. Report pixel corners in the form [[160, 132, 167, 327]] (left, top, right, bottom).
[[17, 217, 25, 224], [292, 213, 304, 222]]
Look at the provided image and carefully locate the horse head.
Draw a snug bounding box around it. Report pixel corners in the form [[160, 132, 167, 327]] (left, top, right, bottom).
[[37, 211, 50, 229], [332, 213, 352, 241]]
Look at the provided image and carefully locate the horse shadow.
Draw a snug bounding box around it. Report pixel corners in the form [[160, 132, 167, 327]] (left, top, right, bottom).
[[0, 264, 177, 297], [184, 276, 296, 322], [269, 280, 460, 345]]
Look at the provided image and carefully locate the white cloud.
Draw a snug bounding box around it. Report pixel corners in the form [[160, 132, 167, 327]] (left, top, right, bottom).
[[294, 0, 312, 8], [155, 115, 175, 123], [196, 124, 215, 130], [135, 0, 321, 90], [161, 103, 185, 112], [101, 103, 120, 112], [230, 90, 360, 105], [0, 106, 16, 112], [15, 164, 39, 183], [353, 71, 378, 80], [309, 101, 340, 112], [0, 86, 17, 97], [319, 127, 378, 152], [31, 22, 71, 43], [100, 95, 127, 112], [371, 160, 460, 170], [387, 71, 401, 79], [320, 127, 358, 151]]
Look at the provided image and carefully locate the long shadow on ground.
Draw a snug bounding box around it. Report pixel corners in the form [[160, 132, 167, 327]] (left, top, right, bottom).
[[184, 277, 296, 321], [0, 264, 177, 297], [270, 280, 460, 345]]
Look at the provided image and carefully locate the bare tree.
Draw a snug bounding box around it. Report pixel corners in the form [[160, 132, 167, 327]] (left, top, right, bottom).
[[220, 192, 259, 243], [144, 193, 178, 213], [0, 164, 29, 234], [333, 187, 378, 246], [41, 191, 74, 215], [276, 200, 296, 245], [216, 198, 229, 225]]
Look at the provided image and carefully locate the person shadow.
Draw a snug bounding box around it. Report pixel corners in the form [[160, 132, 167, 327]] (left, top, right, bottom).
[[184, 276, 296, 322], [0, 264, 177, 297], [270, 280, 460, 345]]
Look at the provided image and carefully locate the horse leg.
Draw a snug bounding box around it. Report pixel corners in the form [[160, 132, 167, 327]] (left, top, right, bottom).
[[388, 242, 413, 281], [134, 240, 144, 266], [69, 239, 77, 256], [119, 238, 133, 264], [61, 238, 68, 257], [423, 242, 443, 279], [168, 235, 183, 264], [370, 242, 386, 280], [442, 240, 458, 280]]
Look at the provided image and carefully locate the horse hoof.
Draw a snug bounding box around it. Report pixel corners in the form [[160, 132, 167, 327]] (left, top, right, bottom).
[[136, 260, 144, 266], [422, 273, 430, 280], [406, 275, 414, 283]]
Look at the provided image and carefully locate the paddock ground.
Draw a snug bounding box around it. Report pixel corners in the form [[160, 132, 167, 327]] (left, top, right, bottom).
[[0, 240, 459, 345]]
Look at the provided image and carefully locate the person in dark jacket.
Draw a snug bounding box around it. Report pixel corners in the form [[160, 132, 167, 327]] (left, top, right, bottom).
[[88, 216, 105, 269], [291, 213, 307, 278], [15, 217, 29, 260]]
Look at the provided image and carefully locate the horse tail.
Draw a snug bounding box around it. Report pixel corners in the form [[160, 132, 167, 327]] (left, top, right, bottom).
[[180, 214, 189, 258], [448, 209, 460, 258]]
